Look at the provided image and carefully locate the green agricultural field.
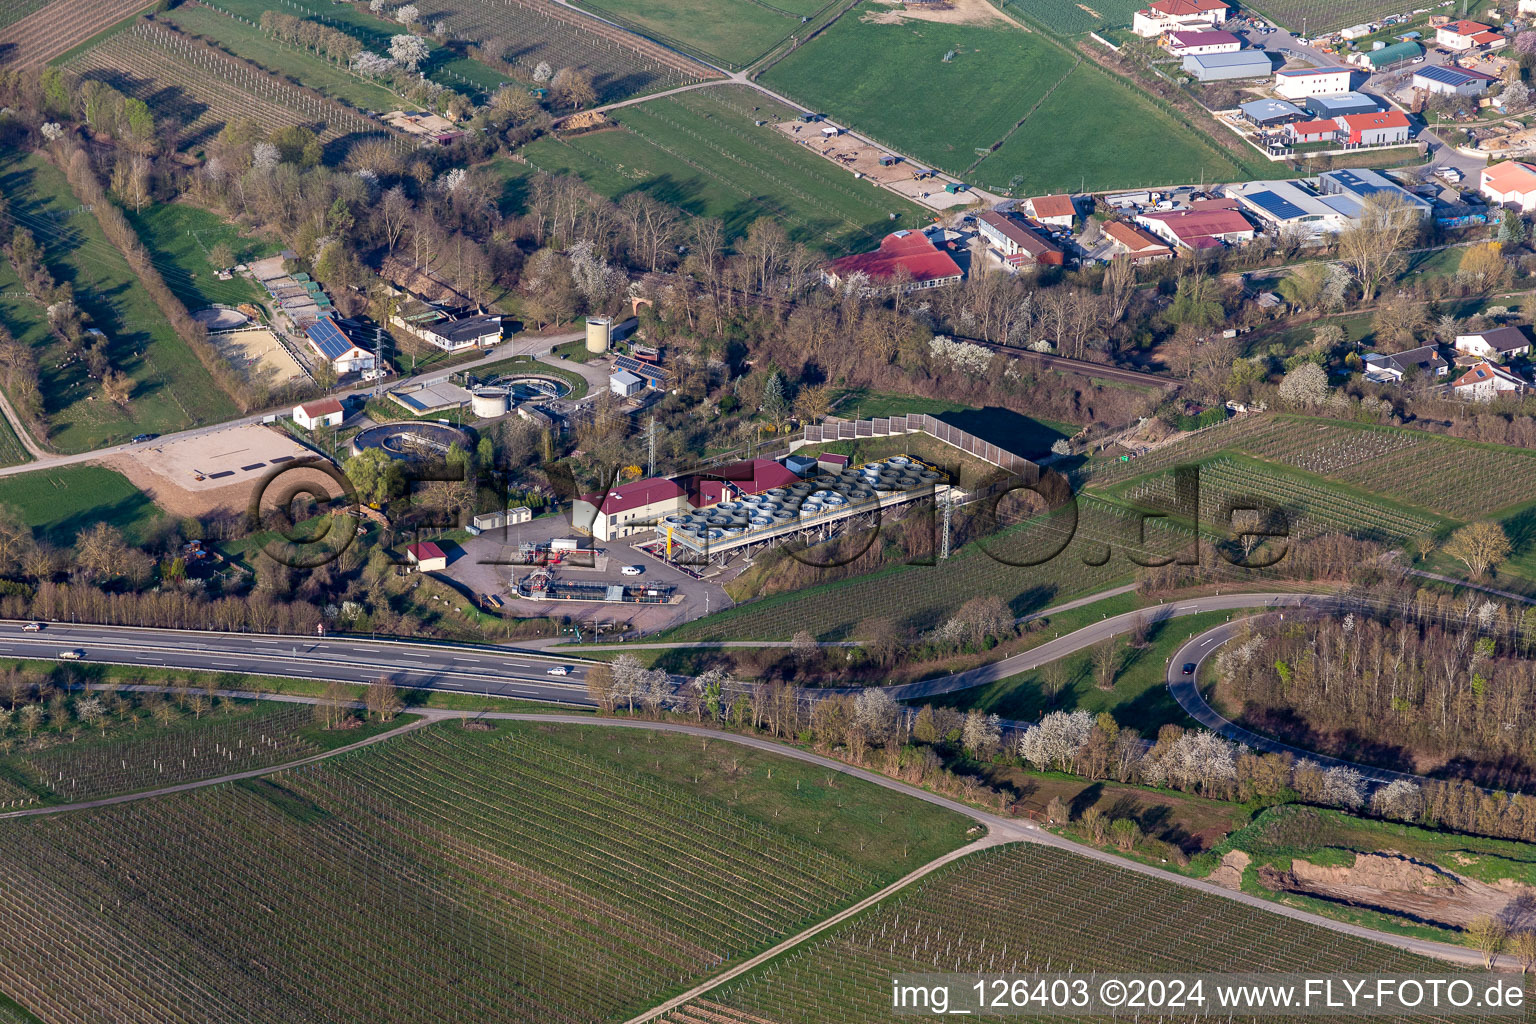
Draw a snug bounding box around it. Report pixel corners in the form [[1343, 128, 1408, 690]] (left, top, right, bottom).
[[0, 721, 972, 1023], [0, 153, 241, 452], [0, 415, 29, 469], [571, 0, 822, 67], [662, 842, 1472, 1023], [833, 391, 1077, 458], [128, 202, 277, 310], [0, 465, 161, 546], [927, 608, 1239, 732], [760, 7, 1076, 177], [513, 86, 932, 252], [155, 3, 412, 114], [758, 4, 1258, 191], [999, 0, 1145, 34], [1244, 0, 1416, 34], [974, 61, 1258, 192]]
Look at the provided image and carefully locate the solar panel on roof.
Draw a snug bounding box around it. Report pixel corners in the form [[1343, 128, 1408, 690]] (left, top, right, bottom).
[[307, 317, 355, 360], [1245, 190, 1308, 220]]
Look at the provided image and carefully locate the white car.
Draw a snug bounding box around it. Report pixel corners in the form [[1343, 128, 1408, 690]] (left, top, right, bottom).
[[58, 649, 83, 660], [21, 622, 42, 631], [546, 665, 572, 676], [620, 565, 644, 576]]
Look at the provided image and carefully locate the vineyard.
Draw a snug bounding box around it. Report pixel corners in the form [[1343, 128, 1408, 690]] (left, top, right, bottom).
[[9, 701, 324, 804], [65, 22, 402, 158], [666, 843, 1485, 1024], [1124, 455, 1443, 545], [407, 0, 714, 101], [667, 496, 1189, 642], [0, 0, 152, 68], [1244, 0, 1412, 34], [0, 0, 50, 32], [0, 722, 969, 1023]]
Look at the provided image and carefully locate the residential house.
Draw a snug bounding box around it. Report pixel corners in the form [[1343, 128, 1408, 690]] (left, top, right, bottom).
[[1412, 64, 1497, 96], [1134, 208, 1256, 248], [1273, 66, 1353, 99], [1165, 28, 1241, 54], [293, 397, 344, 430], [976, 211, 1065, 267], [1025, 194, 1077, 228], [1335, 110, 1411, 147], [1362, 345, 1450, 384], [821, 230, 964, 293], [1480, 160, 1536, 211], [1435, 19, 1502, 49], [1451, 360, 1526, 400], [1102, 221, 1175, 262], [1133, 0, 1228, 37], [405, 541, 448, 572], [305, 315, 377, 375], [1454, 326, 1533, 360]]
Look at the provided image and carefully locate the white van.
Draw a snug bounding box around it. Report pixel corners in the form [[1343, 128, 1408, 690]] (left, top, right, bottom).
[[620, 565, 644, 576]]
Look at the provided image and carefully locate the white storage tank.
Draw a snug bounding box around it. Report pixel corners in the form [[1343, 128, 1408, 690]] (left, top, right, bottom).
[[585, 315, 613, 354], [472, 389, 509, 418]]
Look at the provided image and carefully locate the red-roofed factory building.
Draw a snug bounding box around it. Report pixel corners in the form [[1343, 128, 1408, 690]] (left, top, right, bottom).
[[821, 230, 964, 294]]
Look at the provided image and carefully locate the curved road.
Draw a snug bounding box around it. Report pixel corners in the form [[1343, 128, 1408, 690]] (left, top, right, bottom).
[[1168, 616, 1425, 787]]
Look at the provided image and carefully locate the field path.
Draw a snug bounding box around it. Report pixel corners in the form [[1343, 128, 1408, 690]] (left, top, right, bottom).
[[0, 386, 47, 461]]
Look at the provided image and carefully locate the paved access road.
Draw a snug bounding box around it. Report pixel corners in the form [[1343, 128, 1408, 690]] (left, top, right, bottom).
[[1167, 615, 1425, 786]]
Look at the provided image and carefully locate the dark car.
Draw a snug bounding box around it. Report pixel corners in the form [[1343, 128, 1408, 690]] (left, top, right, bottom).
[[131, 433, 155, 443], [1181, 662, 1197, 676]]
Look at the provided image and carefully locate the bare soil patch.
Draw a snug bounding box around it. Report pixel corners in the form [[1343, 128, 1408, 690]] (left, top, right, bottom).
[[1206, 849, 1250, 890], [1259, 852, 1536, 931], [863, 0, 1014, 28], [104, 423, 335, 517]]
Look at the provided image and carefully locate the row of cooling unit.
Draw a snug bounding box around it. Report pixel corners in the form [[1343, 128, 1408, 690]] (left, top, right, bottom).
[[662, 456, 943, 543]]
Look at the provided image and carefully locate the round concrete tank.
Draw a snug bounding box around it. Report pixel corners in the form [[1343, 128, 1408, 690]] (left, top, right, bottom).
[[472, 389, 509, 418], [585, 315, 613, 354]]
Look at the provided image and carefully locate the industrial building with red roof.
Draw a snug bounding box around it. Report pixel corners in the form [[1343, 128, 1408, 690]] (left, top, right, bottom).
[[820, 230, 963, 294], [1336, 110, 1410, 147], [1134, 208, 1256, 249]]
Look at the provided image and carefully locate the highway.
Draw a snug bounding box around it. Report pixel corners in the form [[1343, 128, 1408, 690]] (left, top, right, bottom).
[[0, 621, 595, 705]]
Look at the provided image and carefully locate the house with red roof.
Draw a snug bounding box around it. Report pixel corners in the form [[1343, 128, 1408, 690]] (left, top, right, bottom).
[[574, 477, 689, 541], [1135, 208, 1255, 249], [1024, 194, 1078, 228], [1451, 360, 1527, 401], [1436, 19, 1501, 49], [1286, 118, 1339, 145], [1336, 110, 1410, 147], [293, 397, 344, 430], [1481, 160, 1536, 211], [1132, 0, 1227, 37], [1102, 221, 1175, 263], [405, 541, 447, 572], [682, 459, 802, 508], [821, 230, 963, 294]]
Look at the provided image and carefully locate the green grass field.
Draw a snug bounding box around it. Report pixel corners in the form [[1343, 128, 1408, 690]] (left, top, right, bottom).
[[999, 0, 1145, 34], [0, 465, 161, 546], [127, 202, 276, 311], [0, 720, 972, 1023], [0, 152, 241, 452], [156, 3, 415, 114], [832, 391, 1077, 459], [759, 3, 1257, 191], [0, 414, 30, 469], [570, 0, 820, 67], [511, 85, 932, 252]]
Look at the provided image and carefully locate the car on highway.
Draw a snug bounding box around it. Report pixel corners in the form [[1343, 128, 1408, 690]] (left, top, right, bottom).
[[131, 433, 156, 443], [58, 649, 84, 660], [620, 565, 644, 576], [1181, 662, 1197, 675], [546, 665, 572, 676], [21, 622, 42, 631]]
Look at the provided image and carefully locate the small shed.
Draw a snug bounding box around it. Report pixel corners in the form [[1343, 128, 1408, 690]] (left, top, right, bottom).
[[294, 397, 344, 430], [784, 454, 819, 476], [406, 541, 447, 572], [878, 154, 898, 167], [610, 368, 644, 398], [820, 124, 840, 137], [817, 452, 850, 472]]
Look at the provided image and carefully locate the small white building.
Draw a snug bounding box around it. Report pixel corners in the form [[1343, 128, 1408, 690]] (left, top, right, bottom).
[[293, 397, 344, 430], [1481, 160, 1536, 211], [405, 541, 448, 572], [405, 313, 503, 352], [1362, 345, 1450, 384], [305, 316, 377, 375], [610, 368, 644, 398], [1273, 67, 1353, 99], [1132, 0, 1227, 37], [1025, 194, 1077, 228], [1454, 326, 1532, 361], [574, 478, 689, 541]]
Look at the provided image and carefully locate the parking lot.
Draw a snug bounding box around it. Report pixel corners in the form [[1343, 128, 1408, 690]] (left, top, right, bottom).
[[443, 514, 731, 635]]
